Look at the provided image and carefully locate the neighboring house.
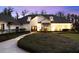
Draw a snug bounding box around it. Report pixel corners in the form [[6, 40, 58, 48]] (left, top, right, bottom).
[[18, 14, 73, 31], [0, 14, 21, 32]]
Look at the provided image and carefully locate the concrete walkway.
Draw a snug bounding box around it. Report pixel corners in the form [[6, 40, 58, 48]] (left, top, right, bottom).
[[0, 32, 35, 53]]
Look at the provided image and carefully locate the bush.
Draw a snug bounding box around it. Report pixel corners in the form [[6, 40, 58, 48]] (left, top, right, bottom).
[[19, 28, 26, 32], [71, 29, 75, 32], [16, 27, 20, 32], [0, 31, 30, 42], [62, 29, 69, 32]]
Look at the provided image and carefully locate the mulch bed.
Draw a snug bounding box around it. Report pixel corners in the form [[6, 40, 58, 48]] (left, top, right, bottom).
[[0, 31, 30, 42]]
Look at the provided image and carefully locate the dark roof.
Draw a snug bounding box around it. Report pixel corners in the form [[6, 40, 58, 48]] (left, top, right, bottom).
[[0, 13, 71, 25], [18, 16, 30, 25], [51, 16, 71, 23], [27, 14, 55, 20], [0, 14, 20, 25], [28, 14, 71, 23], [18, 14, 72, 24]]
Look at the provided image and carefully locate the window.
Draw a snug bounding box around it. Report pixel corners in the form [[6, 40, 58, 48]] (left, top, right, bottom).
[[27, 17, 31, 21], [50, 16, 54, 21]]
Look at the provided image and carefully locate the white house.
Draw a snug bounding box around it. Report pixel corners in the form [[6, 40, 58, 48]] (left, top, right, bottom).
[[18, 14, 73, 32], [0, 14, 73, 32], [0, 14, 21, 32]]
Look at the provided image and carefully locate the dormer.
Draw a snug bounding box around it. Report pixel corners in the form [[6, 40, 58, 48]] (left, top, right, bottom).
[[27, 16, 31, 21], [49, 16, 54, 21], [70, 18, 72, 22]]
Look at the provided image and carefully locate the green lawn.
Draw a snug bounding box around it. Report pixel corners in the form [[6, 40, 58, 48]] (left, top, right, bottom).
[[55, 32, 79, 41], [0, 31, 30, 42], [17, 32, 79, 53]]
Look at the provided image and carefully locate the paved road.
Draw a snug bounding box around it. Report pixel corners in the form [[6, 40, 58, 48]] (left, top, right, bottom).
[[0, 32, 34, 53]]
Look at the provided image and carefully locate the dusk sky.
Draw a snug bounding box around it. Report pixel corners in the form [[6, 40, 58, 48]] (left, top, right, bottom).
[[0, 6, 79, 18]]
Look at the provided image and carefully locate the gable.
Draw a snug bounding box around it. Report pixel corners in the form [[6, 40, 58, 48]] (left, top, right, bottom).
[[30, 16, 38, 26]]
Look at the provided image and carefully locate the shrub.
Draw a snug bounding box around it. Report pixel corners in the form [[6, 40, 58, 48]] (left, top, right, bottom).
[[62, 29, 69, 32], [16, 27, 20, 32], [19, 28, 26, 32], [71, 29, 75, 32]]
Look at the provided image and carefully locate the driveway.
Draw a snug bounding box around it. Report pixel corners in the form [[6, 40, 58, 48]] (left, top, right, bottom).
[[0, 32, 34, 53]]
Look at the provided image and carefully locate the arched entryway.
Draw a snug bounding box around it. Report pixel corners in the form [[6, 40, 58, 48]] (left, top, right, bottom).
[[31, 26, 37, 31]]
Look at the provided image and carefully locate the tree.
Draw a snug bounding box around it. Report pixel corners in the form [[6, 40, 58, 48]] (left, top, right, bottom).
[[67, 13, 71, 19], [71, 14, 79, 32], [71, 14, 78, 23], [71, 14, 75, 18], [3, 8, 8, 15], [30, 12, 35, 15], [72, 21, 79, 32], [7, 22, 12, 33], [35, 11, 38, 15], [16, 12, 19, 20], [74, 15, 78, 23], [41, 10, 47, 15], [21, 10, 28, 17], [57, 12, 64, 17], [2, 7, 13, 17], [1, 7, 14, 33], [7, 7, 13, 16]]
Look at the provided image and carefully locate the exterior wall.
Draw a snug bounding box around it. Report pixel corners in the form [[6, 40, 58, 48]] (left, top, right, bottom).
[[29, 16, 73, 31], [0, 21, 22, 31], [0, 21, 8, 30], [51, 23, 73, 31], [30, 16, 38, 26], [10, 25, 22, 29], [22, 24, 30, 31], [37, 23, 41, 31], [30, 16, 38, 31]]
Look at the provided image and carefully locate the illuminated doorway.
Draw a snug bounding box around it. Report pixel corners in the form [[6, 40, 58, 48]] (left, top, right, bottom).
[[31, 26, 37, 31]]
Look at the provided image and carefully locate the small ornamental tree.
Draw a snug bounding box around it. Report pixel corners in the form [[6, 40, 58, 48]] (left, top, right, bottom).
[[73, 22, 79, 32], [7, 22, 13, 33]]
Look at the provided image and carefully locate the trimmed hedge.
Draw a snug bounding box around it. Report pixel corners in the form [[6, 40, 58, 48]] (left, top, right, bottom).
[[0, 31, 30, 42], [62, 29, 69, 32]]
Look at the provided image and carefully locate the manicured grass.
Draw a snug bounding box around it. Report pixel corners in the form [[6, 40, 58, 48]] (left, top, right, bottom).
[[17, 32, 79, 53], [0, 31, 30, 42], [55, 32, 79, 41]]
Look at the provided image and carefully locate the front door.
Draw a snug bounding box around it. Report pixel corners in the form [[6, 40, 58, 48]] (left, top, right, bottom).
[[31, 26, 37, 31], [1, 24, 5, 31]]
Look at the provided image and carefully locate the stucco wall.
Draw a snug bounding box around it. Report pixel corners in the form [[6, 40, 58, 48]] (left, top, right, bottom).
[[37, 23, 41, 31], [30, 16, 38, 31], [0, 21, 22, 30], [10, 25, 22, 29], [0, 21, 8, 30], [22, 24, 31, 31], [51, 23, 73, 31], [30, 16, 38, 26]]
